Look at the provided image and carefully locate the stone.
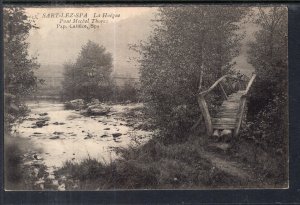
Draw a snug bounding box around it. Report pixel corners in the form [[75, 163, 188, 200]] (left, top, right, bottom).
[[37, 116, 50, 121], [101, 134, 109, 138], [53, 122, 65, 125], [36, 121, 46, 127], [39, 113, 48, 116], [220, 129, 232, 138], [212, 130, 220, 137], [49, 136, 60, 140], [112, 133, 122, 138], [87, 105, 110, 116], [104, 128, 110, 130], [66, 99, 85, 110], [208, 142, 231, 152], [53, 131, 64, 135]]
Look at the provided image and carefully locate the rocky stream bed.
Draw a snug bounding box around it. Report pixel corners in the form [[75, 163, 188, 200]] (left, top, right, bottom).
[[12, 100, 152, 190]]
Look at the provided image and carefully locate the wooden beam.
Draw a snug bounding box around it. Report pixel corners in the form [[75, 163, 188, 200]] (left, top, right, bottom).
[[199, 75, 229, 96], [219, 83, 228, 100], [197, 95, 213, 136], [244, 74, 257, 95], [234, 96, 247, 137]]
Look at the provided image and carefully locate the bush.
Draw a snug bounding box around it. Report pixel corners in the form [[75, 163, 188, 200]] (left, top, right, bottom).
[[111, 81, 140, 103]]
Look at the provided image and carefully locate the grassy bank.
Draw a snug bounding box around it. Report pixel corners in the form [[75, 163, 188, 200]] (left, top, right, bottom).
[[55, 129, 288, 190], [56, 134, 246, 190]]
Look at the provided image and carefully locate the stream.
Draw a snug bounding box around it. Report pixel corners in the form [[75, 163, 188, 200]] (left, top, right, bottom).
[[13, 100, 152, 190]]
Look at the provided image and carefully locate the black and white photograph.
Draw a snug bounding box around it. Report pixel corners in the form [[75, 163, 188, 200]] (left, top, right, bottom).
[[3, 5, 288, 191]]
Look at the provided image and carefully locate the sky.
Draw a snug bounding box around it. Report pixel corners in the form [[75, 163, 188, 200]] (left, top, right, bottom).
[[24, 6, 262, 78], [26, 6, 158, 77]]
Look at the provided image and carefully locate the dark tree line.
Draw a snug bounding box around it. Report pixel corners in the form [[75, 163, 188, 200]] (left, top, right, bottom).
[[246, 7, 288, 160], [4, 7, 41, 129]]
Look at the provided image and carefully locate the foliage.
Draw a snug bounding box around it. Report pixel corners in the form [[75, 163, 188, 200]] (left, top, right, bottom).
[[5, 134, 55, 190], [248, 7, 288, 114], [111, 80, 140, 103], [243, 7, 288, 183], [247, 7, 288, 151], [4, 7, 40, 129], [61, 41, 113, 102], [136, 7, 248, 142]]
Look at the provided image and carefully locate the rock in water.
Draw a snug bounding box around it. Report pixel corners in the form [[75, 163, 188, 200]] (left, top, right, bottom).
[[53, 131, 64, 135], [87, 104, 110, 116], [53, 122, 65, 125], [65, 99, 85, 110], [112, 133, 122, 138], [37, 116, 50, 121], [36, 121, 46, 127], [49, 136, 60, 140]]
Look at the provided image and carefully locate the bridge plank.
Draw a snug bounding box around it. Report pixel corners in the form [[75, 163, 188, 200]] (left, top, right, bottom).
[[212, 118, 236, 129]]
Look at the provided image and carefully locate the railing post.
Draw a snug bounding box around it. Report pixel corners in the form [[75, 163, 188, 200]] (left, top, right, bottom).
[[197, 94, 213, 136], [219, 82, 228, 100], [234, 74, 256, 137], [234, 96, 246, 137]]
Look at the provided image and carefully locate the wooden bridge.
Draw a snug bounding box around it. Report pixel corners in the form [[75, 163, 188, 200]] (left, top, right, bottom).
[[198, 74, 256, 137]]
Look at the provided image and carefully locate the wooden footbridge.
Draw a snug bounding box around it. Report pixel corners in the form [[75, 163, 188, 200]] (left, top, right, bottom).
[[198, 74, 256, 137]]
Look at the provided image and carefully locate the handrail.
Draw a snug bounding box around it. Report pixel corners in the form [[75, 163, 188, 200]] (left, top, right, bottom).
[[242, 74, 256, 96], [198, 74, 252, 97], [199, 75, 229, 96], [234, 74, 256, 137]]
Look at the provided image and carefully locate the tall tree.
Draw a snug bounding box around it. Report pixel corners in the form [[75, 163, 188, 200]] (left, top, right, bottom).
[[62, 41, 113, 101], [4, 7, 40, 127], [137, 6, 248, 141], [248, 7, 288, 110], [247, 7, 288, 151]]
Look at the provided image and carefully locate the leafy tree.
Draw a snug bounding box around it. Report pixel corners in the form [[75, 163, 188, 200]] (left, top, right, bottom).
[[248, 7, 288, 114], [4, 7, 40, 128], [247, 7, 288, 151], [136, 6, 248, 142], [62, 41, 113, 101]]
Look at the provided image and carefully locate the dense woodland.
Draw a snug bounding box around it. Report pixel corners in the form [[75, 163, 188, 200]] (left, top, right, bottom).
[[4, 6, 288, 189]]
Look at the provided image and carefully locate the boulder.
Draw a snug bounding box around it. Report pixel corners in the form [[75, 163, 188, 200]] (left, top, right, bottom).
[[49, 136, 60, 140], [87, 104, 110, 116], [65, 99, 85, 110], [53, 131, 64, 135], [53, 122, 65, 125], [37, 116, 50, 121], [112, 133, 122, 138], [36, 120, 47, 127]]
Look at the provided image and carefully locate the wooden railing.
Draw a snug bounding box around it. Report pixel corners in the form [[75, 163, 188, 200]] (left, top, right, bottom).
[[233, 74, 256, 137]]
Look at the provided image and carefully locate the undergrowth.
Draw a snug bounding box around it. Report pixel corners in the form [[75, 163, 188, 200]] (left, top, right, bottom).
[[56, 135, 244, 190]]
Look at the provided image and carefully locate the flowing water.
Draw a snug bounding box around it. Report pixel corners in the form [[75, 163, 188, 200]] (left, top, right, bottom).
[[13, 100, 152, 190]]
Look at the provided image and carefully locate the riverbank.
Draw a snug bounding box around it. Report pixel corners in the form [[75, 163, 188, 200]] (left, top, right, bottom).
[[8, 100, 152, 190]]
